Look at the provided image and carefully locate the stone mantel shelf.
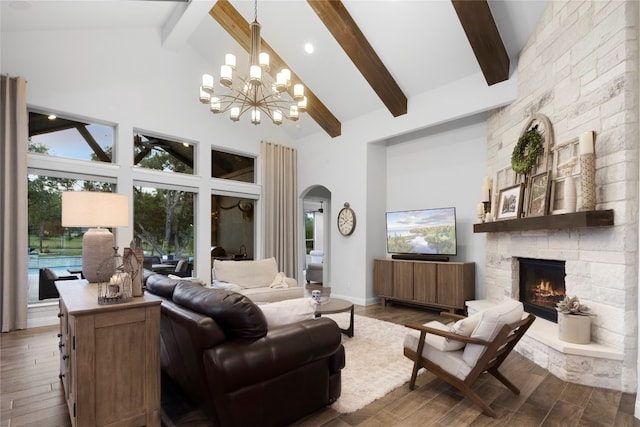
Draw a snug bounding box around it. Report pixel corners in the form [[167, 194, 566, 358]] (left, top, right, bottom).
[[473, 209, 614, 233]]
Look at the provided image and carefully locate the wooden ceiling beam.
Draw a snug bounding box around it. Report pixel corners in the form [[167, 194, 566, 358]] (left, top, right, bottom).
[[210, 0, 341, 138], [308, 0, 407, 118], [451, 0, 510, 86]]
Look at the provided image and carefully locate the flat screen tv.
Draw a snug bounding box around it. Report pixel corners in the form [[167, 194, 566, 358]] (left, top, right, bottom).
[[385, 207, 457, 260]]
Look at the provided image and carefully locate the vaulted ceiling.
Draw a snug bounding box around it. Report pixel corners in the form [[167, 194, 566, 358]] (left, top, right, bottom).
[[1, 0, 547, 139]]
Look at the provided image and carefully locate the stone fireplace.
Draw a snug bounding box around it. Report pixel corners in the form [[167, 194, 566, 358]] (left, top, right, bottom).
[[476, 0, 638, 395], [518, 258, 566, 323]]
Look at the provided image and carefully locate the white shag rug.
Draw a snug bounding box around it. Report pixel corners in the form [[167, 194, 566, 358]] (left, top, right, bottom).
[[324, 312, 421, 413]]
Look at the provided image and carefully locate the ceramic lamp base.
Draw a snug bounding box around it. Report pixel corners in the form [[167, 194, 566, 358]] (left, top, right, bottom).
[[82, 228, 115, 283]]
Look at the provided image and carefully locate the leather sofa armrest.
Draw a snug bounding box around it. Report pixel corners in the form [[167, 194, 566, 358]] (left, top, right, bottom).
[[204, 317, 343, 392]]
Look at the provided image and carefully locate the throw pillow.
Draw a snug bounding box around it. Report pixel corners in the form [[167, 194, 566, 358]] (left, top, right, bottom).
[[423, 320, 466, 351], [450, 312, 482, 337], [258, 298, 317, 327], [212, 280, 242, 292], [168, 275, 207, 287], [269, 272, 289, 289]]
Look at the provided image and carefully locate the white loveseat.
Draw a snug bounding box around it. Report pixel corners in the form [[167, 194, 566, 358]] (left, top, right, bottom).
[[212, 257, 304, 303]]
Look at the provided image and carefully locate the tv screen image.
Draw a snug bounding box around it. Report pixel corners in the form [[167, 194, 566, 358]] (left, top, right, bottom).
[[385, 207, 457, 256]]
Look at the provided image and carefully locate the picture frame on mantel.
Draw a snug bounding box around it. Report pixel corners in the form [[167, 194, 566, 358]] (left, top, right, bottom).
[[527, 171, 551, 217], [496, 183, 524, 220]]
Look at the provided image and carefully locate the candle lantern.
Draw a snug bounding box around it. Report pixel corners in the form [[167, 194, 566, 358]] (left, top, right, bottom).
[[97, 247, 133, 304], [579, 131, 596, 211]]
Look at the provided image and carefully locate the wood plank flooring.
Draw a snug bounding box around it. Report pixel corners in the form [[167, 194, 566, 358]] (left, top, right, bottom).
[[2, 303, 638, 426]]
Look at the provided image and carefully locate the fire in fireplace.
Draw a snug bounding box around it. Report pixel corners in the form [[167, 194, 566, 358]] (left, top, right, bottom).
[[519, 258, 566, 322]]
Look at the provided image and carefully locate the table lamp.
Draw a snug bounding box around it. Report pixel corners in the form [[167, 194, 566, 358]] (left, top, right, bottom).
[[61, 191, 129, 283]]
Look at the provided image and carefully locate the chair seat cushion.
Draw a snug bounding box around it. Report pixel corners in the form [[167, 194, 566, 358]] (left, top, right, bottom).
[[462, 299, 524, 367], [403, 333, 471, 380]]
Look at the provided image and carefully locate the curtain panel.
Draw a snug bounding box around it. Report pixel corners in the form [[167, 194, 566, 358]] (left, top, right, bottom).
[[260, 141, 297, 278], [1, 75, 29, 332]]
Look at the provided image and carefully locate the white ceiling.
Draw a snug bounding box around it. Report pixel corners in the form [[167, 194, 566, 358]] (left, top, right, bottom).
[[1, 0, 548, 139]]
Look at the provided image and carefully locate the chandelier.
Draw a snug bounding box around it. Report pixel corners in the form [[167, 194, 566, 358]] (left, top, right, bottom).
[[199, 0, 307, 125]]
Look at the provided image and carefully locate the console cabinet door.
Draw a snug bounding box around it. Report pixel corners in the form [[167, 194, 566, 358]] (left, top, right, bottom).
[[413, 262, 437, 304], [374, 259, 394, 297], [393, 261, 414, 300], [437, 263, 475, 308]]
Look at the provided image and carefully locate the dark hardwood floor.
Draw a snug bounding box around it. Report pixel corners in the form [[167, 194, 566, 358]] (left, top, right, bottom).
[[2, 303, 638, 426]]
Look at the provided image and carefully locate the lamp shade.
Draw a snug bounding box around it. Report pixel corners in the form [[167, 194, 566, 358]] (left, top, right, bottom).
[[62, 192, 129, 228]]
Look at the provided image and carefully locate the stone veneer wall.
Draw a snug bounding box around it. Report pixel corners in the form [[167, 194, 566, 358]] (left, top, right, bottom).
[[485, 0, 638, 392]]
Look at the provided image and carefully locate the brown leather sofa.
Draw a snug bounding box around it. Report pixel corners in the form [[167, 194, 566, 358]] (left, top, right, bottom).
[[144, 272, 345, 426]]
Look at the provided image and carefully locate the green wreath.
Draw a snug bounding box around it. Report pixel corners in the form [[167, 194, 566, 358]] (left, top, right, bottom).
[[511, 128, 543, 175]]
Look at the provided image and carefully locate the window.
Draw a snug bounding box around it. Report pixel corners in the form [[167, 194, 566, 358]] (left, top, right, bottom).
[[27, 174, 114, 303], [28, 111, 114, 162], [305, 210, 315, 254], [133, 185, 194, 261], [211, 195, 255, 258], [134, 132, 194, 174], [211, 149, 255, 183]]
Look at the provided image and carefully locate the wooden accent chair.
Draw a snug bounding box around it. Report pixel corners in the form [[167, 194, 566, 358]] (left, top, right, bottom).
[[403, 299, 535, 417]]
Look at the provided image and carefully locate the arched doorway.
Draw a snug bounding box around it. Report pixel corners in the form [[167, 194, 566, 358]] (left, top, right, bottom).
[[300, 185, 331, 285]]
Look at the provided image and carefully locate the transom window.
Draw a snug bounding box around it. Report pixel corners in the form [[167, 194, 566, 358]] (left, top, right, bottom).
[[134, 132, 194, 174], [28, 111, 114, 162]]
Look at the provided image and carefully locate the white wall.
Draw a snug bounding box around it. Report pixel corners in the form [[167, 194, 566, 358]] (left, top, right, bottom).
[[295, 73, 518, 304], [385, 114, 489, 298]]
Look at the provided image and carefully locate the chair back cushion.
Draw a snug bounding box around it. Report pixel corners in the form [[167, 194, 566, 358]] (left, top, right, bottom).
[[462, 299, 523, 367], [213, 257, 278, 289]]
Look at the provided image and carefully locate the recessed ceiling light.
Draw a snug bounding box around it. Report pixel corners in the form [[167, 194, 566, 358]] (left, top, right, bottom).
[[47, 114, 57, 120], [9, 1, 32, 11], [304, 43, 314, 54]]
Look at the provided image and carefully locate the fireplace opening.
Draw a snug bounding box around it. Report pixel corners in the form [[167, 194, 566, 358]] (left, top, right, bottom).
[[519, 258, 566, 322]]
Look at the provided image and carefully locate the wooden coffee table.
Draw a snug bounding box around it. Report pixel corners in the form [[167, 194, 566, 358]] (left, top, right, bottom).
[[315, 298, 354, 337]]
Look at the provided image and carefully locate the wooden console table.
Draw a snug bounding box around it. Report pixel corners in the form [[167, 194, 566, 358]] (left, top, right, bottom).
[[56, 280, 162, 427], [374, 259, 475, 312]]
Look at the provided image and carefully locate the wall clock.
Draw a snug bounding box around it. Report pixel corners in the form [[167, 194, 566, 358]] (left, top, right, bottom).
[[337, 202, 356, 236]]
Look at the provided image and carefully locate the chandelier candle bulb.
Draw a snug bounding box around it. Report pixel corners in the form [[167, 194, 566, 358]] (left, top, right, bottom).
[[251, 109, 261, 124], [249, 65, 261, 84], [259, 52, 269, 69], [210, 97, 221, 113], [199, 87, 211, 104], [225, 53, 236, 68], [289, 105, 299, 121], [273, 110, 283, 124], [220, 65, 233, 87], [281, 69, 291, 84], [294, 84, 304, 100], [579, 131, 594, 155], [298, 96, 307, 112], [230, 107, 240, 121], [201, 74, 214, 93]]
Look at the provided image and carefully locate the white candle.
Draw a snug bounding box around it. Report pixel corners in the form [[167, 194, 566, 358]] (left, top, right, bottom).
[[477, 202, 485, 216], [579, 131, 594, 155], [481, 184, 490, 202], [483, 176, 492, 188]]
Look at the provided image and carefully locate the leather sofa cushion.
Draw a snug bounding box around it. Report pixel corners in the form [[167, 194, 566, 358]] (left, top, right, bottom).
[[145, 273, 181, 300], [173, 282, 268, 339]]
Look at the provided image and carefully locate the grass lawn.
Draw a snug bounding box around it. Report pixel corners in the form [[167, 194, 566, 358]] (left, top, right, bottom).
[[29, 235, 82, 256]]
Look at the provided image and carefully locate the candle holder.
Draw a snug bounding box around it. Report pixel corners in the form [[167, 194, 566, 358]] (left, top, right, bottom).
[[580, 153, 596, 211], [97, 247, 133, 304]]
